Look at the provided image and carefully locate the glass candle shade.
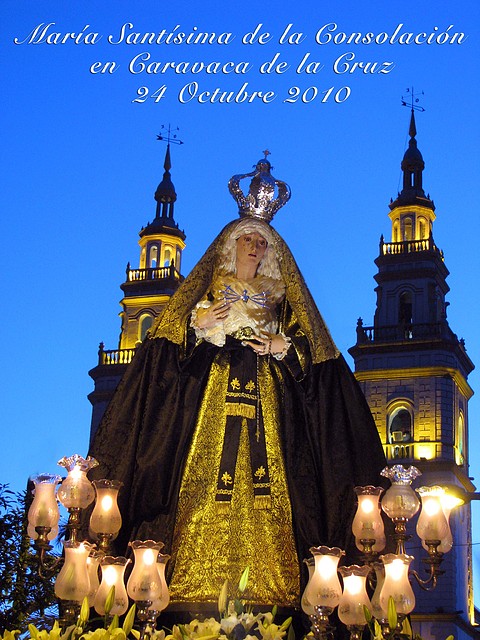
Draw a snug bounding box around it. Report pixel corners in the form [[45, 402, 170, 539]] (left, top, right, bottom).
[[149, 553, 171, 613], [57, 455, 98, 509], [416, 486, 449, 545], [86, 550, 104, 607], [302, 546, 344, 610], [380, 465, 421, 521], [379, 554, 415, 617], [94, 556, 131, 615], [352, 486, 385, 552], [27, 522, 58, 541], [338, 565, 372, 627], [430, 493, 463, 554], [54, 541, 92, 602], [127, 540, 164, 603], [370, 562, 386, 621], [301, 557, 315, 616], [90, 480, 123, 536], [28, 474, 61, 530]]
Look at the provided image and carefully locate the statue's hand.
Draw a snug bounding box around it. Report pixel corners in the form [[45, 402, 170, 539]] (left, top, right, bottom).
[[244, 333, 289, 357], [195, 301, 231, 329]]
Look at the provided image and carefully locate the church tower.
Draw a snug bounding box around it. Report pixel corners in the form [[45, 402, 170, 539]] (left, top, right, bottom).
[[349, 111, 476, 638], [88, 143, 186, 439]]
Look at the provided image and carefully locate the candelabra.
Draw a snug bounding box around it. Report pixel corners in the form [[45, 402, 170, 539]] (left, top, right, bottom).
[[301, 464, 465, 640], [28, 456, 463, 638], [27, 454, 170, 629]]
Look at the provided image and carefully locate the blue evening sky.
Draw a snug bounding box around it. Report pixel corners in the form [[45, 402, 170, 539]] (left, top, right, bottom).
[[2, 0, 479, 601]]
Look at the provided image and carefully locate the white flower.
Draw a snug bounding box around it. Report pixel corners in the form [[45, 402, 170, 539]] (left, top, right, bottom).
[[180, 618, 222, 640], [238, 613, 260, 632], [220, 616, 239, 635]]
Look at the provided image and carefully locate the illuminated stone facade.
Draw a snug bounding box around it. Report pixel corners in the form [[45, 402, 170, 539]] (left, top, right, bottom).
[[349, 112, 476, 638]]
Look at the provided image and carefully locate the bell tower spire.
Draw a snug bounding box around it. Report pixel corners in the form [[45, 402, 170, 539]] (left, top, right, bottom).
[[88, 133, 186, 438], [122, 132, 186, 348], [349, 108, 476, 634], [400, 109, 426, 198], [153, 142, 177, 222], [388, 109, 435, 244]]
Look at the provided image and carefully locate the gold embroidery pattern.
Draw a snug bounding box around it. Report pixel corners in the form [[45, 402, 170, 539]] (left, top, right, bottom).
[[226, 391, 257, 400], [254, 466, 266, 480], [168, 352, 300, 607], [221, 471, 233, 486], [225, 403, 256, 420], [245, 380, 256, 392], [230, 378, 241, 390]]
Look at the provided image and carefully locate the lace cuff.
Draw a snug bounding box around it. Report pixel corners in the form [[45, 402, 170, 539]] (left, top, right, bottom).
[[272, 333, 291, 360]]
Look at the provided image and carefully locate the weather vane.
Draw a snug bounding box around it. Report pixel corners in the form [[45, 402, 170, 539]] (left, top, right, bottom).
[[157, 124, 184, 145], [401, 87, 425, 112]]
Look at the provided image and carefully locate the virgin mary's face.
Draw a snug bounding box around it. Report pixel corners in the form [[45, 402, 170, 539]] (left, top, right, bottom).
[[236, 232, 268, 270]]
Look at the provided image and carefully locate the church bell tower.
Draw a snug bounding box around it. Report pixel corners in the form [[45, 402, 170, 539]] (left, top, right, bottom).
[[88, 142, 186, 439], [349, 110, 476, 638]]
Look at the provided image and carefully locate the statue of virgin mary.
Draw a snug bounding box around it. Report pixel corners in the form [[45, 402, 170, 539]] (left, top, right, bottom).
[[89, 155, 386, 610]]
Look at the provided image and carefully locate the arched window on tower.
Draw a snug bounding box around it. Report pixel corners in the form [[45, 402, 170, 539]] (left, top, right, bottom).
[[455, 412, 465, 466], [148, 245, 159, 268], [388, 405, 413, 459], [163, 245, 173, 267], [418, 217, 427, 240], [403, 217, 413, 241], [399, 291, 413, 338], [139, 314, 154, 343], [393, 220, 400, 243]]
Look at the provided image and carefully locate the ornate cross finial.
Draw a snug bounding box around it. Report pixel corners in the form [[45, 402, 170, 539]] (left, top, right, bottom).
[[262, 149, 271, 159], [401, 87, 425, 113], [157, 124, 184, 145]]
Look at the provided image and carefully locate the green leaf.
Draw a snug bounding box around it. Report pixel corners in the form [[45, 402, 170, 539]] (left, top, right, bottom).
[[108, 615, 120, 632], [123, 604, 137, 636], [287, 623, 295, 640], [280, 617, 292, 631], [401, 617, 413, 638], [78, 597, 90, 627], [234, 598, 243, 615], [373, 620, 383, 640], [28, 625, 39, 640], [387, 596, 397, 632], [271, 605, 277, 623], [363, 605, 372, 624], [60, 624, 78, 640], [238, 567, 249, 593], [218, 579, 228, 615], [104, 586, 116, 617]]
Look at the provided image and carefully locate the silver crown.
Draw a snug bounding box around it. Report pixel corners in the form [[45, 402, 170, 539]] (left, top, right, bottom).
[[228, 151, 291, 223]]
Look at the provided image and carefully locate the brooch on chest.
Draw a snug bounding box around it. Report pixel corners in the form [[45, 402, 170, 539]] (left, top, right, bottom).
[[221, 284, 269, 308]]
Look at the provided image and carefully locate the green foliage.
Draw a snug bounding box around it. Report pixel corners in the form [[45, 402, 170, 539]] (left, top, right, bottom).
[[21, 597, 137, 640], [364, 599, 454, 640], [0, 484, 57, 632], [237, 567, 249, 594]]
